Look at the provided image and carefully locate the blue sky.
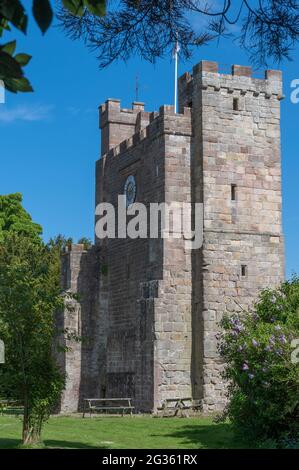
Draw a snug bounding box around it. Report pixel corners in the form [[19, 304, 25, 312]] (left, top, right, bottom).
[[0, 13, 298, 278]]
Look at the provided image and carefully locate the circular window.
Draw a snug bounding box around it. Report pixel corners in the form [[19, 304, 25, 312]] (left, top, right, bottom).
[[124, 175, 137, 207]]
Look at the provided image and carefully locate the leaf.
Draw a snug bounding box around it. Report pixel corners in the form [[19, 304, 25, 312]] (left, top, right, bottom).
[[0, 19, 11, 38], [0, 0, 28, 33], [1, 40, 17, 55], [0, 51, 23, 79], [32, 0, 53, 34], [14, 53, 32, 67], [84, 0, 106, 17], [62, 0, 84, 17], [5, 77, 33, 92], [1, 78, 17, 93]]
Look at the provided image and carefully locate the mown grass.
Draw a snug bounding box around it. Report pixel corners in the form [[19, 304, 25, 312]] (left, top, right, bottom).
[[0, 415, 254, 449]]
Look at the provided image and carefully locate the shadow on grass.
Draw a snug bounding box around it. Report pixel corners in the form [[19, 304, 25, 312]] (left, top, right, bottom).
[[44, 440, 110, 449], [0, 438, 110, 450], [0, 438, 20, 449], [153, 423, 254, 449]]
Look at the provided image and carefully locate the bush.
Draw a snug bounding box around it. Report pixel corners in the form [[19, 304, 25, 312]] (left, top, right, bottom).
[[219, 277, 299, 445]]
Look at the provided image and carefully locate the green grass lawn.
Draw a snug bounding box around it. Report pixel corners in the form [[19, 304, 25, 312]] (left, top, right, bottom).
[[0, 415, 253, 449]]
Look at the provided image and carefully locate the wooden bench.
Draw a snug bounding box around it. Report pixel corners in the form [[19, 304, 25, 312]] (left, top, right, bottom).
[[82, 398, 135, 418], [157, 397, 202, 417], [0, 399, 24, 416]]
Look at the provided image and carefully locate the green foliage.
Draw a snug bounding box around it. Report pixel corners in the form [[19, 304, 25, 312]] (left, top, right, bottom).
[[219, 278, 299, 445], [48, 235, 92, 294], [0, 193, 42, 242], [0, 196, 68, 444], [48, 234, 73, 252], [101, 264, 108, 276], [0, 232, 65, 444], [0, 194, 91, 444], [83, 0, 106, 16], [47, 234, 74, 296], [0, 1, 31, 92], [0, 0, 106, 93], [32, 0, 53, 35], [62, 0, 106, 17], [77, 236, 92, 250], [0, 1, 28, 34]]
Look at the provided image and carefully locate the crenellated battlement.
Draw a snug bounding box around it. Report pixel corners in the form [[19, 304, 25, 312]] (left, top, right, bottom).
[[99, 60, 283, 163], [99, 99, 149, 127], [99, 99, 152, 155], [178, 61, 283, 113], [100, 105, 191, 160], [183, 60, 282, 84], [63, 243, 86, 254]]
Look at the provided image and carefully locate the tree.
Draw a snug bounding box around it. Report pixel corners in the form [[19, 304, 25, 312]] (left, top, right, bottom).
[[2, 2, 298, 95], [77, 236, 92, 249], [0, 232, 65, 445], [0, 195, 65, 445], [0, 196, 91, 445], [58, 1, 299, 68], [219, 278, 299, 446], [0, 0, 106, 93], [0, 193, 42, 242]]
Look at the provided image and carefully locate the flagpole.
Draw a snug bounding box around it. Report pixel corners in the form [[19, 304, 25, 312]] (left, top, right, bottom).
[[174, 44, 178, 114]]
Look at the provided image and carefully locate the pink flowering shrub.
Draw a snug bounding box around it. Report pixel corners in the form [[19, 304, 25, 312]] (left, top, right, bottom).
[[219, 278, 299, 444]]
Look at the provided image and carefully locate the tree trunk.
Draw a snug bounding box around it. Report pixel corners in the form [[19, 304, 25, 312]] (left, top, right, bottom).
[[22, 394, 30, 443], [23, 420, 42, 445], [22, 395, 41, 445]]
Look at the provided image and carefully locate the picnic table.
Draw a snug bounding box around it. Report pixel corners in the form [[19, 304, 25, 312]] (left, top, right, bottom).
[[82, 398, 135, 418], [157, 397, 202, 417]]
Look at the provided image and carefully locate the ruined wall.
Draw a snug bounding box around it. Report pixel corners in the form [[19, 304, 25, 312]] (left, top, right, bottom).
[[57, 245, 84, 413], [57, 244, 100, 412]]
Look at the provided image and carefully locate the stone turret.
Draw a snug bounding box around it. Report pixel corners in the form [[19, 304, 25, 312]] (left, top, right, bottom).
[[99, 99, 151, 155]]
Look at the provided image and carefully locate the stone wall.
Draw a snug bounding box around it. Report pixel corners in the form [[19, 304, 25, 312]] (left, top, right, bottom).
[[57, 244, 101, 412], [96, 106, 165, 410], [100, 100, 150, 156], [179, 61, 285, 411], [57, 244, 84, 413], [95, 103, 193, 411], [153, 109, 193, 407], [59, 60, 284, 413]]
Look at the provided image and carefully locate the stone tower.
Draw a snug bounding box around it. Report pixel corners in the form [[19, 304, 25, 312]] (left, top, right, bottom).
[[57, 60, 284, 413]]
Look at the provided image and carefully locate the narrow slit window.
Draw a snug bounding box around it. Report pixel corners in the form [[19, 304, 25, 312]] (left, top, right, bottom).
[[77, 307, 81, 336], [231, 184, 237, 201], [241, 265, 247, 277], [188, 100, 193, 108], [233, 97, 239, 111]]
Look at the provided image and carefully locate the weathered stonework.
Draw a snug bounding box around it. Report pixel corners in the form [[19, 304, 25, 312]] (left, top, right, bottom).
[[57, 60, 284, 413]]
